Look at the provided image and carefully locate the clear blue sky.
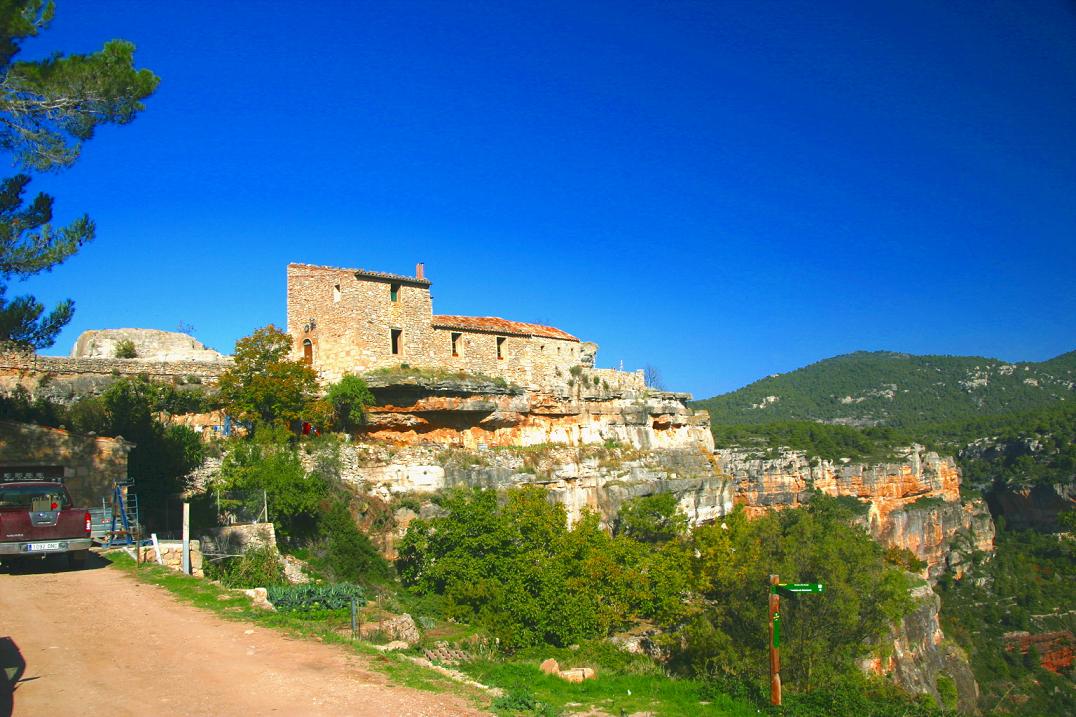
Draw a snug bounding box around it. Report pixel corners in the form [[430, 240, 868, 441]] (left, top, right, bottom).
[[14, 0, 1076, 397]]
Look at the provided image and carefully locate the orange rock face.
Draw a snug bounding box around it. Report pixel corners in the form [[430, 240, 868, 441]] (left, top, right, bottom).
[[1004, 631, 1075, 674], [358, 378, 715, 453], [718, 447, 994, 578]]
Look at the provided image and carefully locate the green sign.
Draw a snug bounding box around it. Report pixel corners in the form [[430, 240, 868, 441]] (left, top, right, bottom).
[[773, 583, 824, 594]]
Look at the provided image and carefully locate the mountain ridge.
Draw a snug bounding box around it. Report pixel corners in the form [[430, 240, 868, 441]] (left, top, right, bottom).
[[695, 349, 1075, 428]]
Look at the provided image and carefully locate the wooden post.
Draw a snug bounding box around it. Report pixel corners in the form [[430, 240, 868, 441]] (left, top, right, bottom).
[[770, 574, 782, 707], [181, 502, 191, 575]]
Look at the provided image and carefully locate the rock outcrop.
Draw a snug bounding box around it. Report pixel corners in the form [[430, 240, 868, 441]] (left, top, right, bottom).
[[72, 329, 225, 362], [861, 583, 980, 713], [360, 374, 714, 453], [301, 442, 733, 535], [1003, 630, 1074, 674], [718, 447, 994, 578]]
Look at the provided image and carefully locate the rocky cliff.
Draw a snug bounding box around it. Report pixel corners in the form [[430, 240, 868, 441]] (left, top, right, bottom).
[[718, 446, 994, 579], [360, 373, 715, 453], [861, 583, 980, 713], [307, 441, 732, 536]]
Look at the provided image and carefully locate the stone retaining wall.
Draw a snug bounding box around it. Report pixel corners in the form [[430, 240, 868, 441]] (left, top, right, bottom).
[[138, 539, 204, 577], [0, 349, 230, 381]]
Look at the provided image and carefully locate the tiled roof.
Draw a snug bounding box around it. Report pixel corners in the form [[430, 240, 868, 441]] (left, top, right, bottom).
[[432, 315, 579, 342], [288, 263, 430, 286]]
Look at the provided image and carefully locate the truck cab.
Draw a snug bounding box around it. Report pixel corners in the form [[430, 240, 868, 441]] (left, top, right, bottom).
[[0, 477, 92, 569]]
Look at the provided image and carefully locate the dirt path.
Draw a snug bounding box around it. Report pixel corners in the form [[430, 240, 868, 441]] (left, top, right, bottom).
[[0, 557, 487, 717]]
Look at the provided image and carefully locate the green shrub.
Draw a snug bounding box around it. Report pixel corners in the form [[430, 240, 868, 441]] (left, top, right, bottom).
[[317, 498, 391, 583], [208, 545, 285, 588], [936, 673, 958, 711], [492, 688, 559, 717], [114, 339, 137, 358]]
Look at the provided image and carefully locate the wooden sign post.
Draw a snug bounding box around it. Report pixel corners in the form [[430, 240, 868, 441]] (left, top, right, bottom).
[[769, 575, 824, 707]]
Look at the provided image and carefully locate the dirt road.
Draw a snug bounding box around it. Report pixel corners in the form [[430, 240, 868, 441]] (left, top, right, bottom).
[[0, 557, 487, 716]]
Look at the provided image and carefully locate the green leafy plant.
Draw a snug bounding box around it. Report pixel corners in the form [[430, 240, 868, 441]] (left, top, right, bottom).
[[266, 582, 364, 612]]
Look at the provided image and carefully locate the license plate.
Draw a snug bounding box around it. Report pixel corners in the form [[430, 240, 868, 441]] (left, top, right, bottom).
[[24, 542, 64, 552]]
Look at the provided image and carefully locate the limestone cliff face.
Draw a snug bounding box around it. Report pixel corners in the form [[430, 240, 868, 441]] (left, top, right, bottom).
[[860, 583, 980, 713], [718, 447, 994, 579], [301, 442, 732, 532], [360, 374, 714, 454], [72, 329, 226, 362]]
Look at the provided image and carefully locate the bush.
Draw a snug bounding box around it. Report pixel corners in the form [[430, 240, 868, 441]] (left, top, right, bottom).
[[114, 339, 137, 358], [324, 374, 374, 431], [316, 498, 391, 583], [208, 545, 285, 588], [492, 688, 559, 717]]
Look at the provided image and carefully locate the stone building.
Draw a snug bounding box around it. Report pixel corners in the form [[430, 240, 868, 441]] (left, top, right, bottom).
[[287, 262, 637, 390], [0, 420, 133, 507]]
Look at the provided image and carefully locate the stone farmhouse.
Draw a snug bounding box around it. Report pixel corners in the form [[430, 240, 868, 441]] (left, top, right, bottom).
[[287, 262, 642, 391]]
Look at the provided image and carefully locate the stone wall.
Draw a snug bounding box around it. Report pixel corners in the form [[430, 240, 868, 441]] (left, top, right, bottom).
[[199, 522, 277, 556], [0, 420, 132, 507], [0, 347, 229, 380], [137, 538, 204, 577]]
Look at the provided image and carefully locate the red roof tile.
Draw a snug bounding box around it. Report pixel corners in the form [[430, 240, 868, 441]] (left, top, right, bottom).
[[432, 315, 579, 342], [288, 263, 430, 286]]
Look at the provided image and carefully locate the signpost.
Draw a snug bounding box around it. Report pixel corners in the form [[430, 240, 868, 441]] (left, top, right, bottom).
[[769, 575, 824, 707]]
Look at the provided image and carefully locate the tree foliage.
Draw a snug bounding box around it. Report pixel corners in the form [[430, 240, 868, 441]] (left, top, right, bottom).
[[397, 487, 690, 649], [218, 325, 320, 430], [0, 1, 158, 348], [936, 526, 1075, 715], [614, 493, 687, 543], [324, 373, 374, 432], [672, 497, 914, 692]]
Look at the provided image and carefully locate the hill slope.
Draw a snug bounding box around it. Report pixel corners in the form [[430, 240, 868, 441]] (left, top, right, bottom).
[[696, 350, 1075, 428]]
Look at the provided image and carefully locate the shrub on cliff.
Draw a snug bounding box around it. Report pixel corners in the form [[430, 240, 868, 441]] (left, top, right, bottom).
[[323, 374, 374, 432], [113, 339, 137, 358]]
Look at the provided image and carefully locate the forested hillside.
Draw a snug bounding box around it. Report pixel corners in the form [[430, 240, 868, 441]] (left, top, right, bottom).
[[695, 350, 1075, 428]]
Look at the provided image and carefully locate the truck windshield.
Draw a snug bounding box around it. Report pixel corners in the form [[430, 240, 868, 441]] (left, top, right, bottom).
[[0, 485, 72, 509]]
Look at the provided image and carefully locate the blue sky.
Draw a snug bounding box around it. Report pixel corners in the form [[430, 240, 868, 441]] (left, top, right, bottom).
[[13, 0, 1076, 397]]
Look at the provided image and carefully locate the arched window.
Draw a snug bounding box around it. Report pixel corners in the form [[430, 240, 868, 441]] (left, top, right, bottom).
[[302, 339, 313, 365]]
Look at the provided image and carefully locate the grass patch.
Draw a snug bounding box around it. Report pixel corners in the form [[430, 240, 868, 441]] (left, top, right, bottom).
[[458, 641, 758, 717]]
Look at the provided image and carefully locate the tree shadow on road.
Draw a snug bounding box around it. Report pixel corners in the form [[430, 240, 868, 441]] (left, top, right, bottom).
[[0, 636, 26, 717]]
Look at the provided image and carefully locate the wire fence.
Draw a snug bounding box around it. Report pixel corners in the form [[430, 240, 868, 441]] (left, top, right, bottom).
[[215, 489, 268, 525]]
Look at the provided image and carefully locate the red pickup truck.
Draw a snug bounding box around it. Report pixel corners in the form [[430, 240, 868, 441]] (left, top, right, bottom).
[[0, 477, 92, 569]]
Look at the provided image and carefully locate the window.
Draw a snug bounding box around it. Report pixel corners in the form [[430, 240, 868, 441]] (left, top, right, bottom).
[[451, 332, 462, 357], [390, 283, 400, 302], [302, 339, 313, 365], [333, 284, 341, 302], [496, 336, 505, 360], [391, 329, 402, 355]]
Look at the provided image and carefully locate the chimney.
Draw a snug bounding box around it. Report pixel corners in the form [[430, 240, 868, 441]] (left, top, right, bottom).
[[416, 262, 425, 280]]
